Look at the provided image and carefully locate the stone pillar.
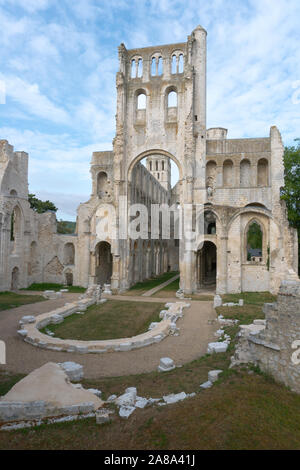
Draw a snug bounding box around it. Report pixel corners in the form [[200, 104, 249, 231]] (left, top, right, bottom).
[[217, 236, 228, 294]]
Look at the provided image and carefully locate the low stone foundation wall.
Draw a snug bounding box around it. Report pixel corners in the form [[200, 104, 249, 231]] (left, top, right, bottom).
[[17, 299, 190, 354], [231, 280, 300, 393]]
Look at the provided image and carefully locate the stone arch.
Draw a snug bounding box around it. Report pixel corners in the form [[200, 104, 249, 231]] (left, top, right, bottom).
[[10, 205, 22, 253], [206, 160, 217, 189], [11, 266, 19, 290], [95, 241, 112, 285], [64, 242, 75, 265], [257, 158, 269, 186], [64, 268, 73, 286], [223, 159, 233, 187], [240, 159, 251, 187], [28, 241, 39, 276], [128, 149, 183, 183], [196, 241, 217, 289], [244, 218, 264, 263], [97, 171, 108, 197]]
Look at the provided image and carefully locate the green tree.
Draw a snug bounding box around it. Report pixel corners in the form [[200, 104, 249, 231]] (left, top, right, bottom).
[[281, 139, 300, 273], [28, 193, 57, 214], [57, 220, 76, 234]]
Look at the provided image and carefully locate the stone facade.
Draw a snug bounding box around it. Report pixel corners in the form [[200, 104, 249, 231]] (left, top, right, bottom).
[[0, 25, 298, 293], [0, 140, 77, 290], [232, 280, 300, 394]]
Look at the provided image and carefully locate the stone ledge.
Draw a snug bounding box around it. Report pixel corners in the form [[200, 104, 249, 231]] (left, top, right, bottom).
[[18, 300, 190, 354]]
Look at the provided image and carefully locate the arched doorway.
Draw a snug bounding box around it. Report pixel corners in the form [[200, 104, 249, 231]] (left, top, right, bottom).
[[11, 267, 19, 290], [95, 241, 112, 285], [197, 241, 217, 289]]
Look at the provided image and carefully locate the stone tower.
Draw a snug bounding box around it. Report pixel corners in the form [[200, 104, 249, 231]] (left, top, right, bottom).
[[146, 155, 171, 191]]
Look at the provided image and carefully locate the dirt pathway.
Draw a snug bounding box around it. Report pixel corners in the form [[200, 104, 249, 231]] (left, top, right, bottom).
[[0, 293, 217, 379]]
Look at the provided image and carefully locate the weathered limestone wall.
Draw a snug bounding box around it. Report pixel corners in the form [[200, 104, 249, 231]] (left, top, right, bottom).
[[232, 280, 300, 393]]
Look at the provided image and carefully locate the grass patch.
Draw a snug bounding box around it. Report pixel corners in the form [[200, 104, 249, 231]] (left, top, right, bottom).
[[22, 283, 86, 293], [123, 272, 178, 296], [0, 291, 45, 311], [40, 299, 164, 341], [1, 368, 300, 450], [0, 372, 25, 396], [222, 291, 276, 305]]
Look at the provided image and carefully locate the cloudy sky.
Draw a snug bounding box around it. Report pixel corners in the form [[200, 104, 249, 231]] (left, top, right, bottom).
[[0, 0, 299, 220]]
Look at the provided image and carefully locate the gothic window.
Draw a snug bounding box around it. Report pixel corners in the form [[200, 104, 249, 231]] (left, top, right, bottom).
[[246, 221, 263, 262]]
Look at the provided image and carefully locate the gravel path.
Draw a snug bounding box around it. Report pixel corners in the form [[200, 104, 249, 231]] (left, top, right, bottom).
[[0, 293, 217, 379]]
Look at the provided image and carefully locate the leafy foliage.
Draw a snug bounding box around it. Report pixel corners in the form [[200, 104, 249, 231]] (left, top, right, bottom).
[[281, 139, 300, 230], [28, 193, 57, 214], [281, 139, 300, 273], [57, 220, 76, 234]]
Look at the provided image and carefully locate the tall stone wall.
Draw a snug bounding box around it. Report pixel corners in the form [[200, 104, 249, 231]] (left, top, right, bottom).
[[232, 280, 300, 393]]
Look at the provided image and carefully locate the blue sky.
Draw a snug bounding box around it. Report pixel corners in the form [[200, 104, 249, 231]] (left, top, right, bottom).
[[0, 0, 299, 220]]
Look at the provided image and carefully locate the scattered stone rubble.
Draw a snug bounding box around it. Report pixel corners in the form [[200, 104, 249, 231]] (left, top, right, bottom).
[[214, 294, 244, 308]]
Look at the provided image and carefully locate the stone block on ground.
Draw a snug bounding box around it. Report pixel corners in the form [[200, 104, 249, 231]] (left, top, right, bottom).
[[58, 362, 84, 382], [158, 357, 175, 372], [213, 295, 222, 308], [163, 392, 187, 404], [200, 381, 213, 389], [207, 342, 228, 354], [119, 406, 135, 419], [208, 370, 223, 383]]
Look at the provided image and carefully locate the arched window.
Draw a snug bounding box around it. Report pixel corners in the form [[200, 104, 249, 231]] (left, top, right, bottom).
[[151, 55, 163, 76], [137, 58, 143, 78], [223, 159, 233, 187], [240, 159, 251, 187], [246, 221, 263, 262], [137, 93, 146, 109], [131, 59, 136, 78], [171, 54, 177, 74], [97, 171, 108, 197], [206, 161, 217, 188], [168, 90, 177, 107], [171, 51, 184, 74], [149, 161, 152, 171], [155, 161, 158, 171], [131, 57, 143, 78], [162, 161, 164, 171], [178, 54, 184, 73], [10, 206, 21, 252], [257, 158, 269, 186]]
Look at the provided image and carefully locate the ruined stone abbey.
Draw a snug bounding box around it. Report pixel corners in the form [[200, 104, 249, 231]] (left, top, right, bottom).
[[0, 26, 298, 294]]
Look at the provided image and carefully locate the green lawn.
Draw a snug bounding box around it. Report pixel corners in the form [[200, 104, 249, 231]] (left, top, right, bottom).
[[40, 299, 164, 341], [123, 272, 178, 296], [2, 290, 299, 450], [22, 283, 86, 293], [0, 291, 45, 311]]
